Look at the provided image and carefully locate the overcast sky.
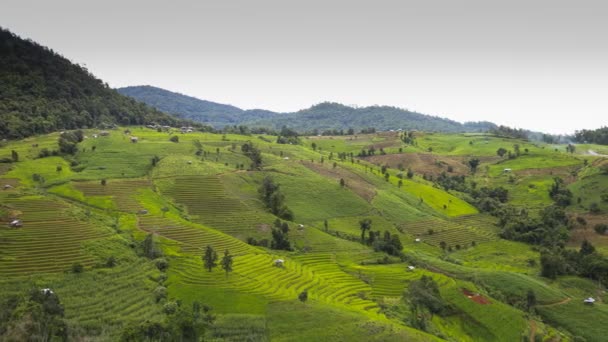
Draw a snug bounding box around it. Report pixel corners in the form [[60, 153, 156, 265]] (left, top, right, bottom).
[[2, 0, 607, 134]]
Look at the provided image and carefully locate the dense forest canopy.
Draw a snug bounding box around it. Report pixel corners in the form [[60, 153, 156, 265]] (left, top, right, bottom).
[[118, 85, 497, 133], [0, 28, 197, 139], [574, 127, 608, 145]]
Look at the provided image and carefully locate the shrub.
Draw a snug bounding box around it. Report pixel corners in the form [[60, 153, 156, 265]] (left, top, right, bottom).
[[71, 263, 84, 273], [155, 258, 169, 272], [170, 136, 179, 143], [154, 286, 167, 302], [595, 223, 608, 235]]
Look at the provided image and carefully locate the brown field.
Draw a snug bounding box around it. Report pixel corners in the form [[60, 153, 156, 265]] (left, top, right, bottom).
[[363, 153, 469, 176], [301, 161, 376, 202], [462, 288, 491, 305]]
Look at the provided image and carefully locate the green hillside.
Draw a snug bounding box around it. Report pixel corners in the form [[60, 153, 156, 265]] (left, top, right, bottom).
[[0, 28, 199, 139], [1, 127, 606, 341], [118, 86, 497, 133]]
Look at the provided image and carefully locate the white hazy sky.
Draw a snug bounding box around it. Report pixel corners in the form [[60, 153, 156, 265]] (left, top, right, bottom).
[[1, 0, 607, 134]]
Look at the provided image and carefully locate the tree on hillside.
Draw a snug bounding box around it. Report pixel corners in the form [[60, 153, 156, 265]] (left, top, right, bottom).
[[339, 178, 345, 187], [258, 176, 294, 220], [298, 290, 308, 305], [241, 142, 263, 170], [202, 246, 218, 272], [513, 144, 521, 156], [406, 275, 446, 331], [566, 144, 576, 154], [359, 218, 372, 243], [142, 233, 163, 259], [221, 250, 233, 277], [468, 158, 480, 174], [526, 290, 536, 311], [496, 147, 507, 158], [10, 150, 18, 162]]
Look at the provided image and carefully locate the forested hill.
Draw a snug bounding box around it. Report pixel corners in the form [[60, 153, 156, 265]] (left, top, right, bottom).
[[117, 85, 276, 127], [247, 102, 497, 133], [118, 85, 497, 133], [0, 28, 190, 139]]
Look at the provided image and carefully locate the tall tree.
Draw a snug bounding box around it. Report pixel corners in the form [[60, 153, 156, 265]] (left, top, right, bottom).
[[202, 246, 218, 272], [221, 250, 233, 277], [359, 218, 372, 243]]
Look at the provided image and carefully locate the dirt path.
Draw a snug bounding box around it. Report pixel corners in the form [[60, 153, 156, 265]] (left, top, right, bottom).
[[529, 320, 537, 342], [537, 297, 571, 308], [588, 150, 608, 157]]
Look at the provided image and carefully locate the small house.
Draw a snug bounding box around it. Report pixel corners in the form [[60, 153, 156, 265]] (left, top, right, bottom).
[[9, 219, 22, 228], [407, 266, 416, 271], [130, 137, 139, 143], [99, 131, 110, 136], [274, 259, 285, 267], [283, 157, 290, 160], [415, 238, 421, 243], [41, 288, 54, 295], [584, 297, 596, 305], [138, 209, 149, 215], [3, 184, 13, 190], [503, 168, 512, 173], [298, 224, 304, 228], [187, 161, 192, 164]]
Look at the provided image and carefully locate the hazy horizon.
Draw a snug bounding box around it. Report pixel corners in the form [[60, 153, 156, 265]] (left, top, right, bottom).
[[2, 0, 607, 134]]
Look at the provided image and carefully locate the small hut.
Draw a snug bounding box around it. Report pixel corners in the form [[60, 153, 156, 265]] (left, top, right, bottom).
[[99, 131, 110, 136], [9, 219, 22, 228], [130, 137, 139, 143], [41, 288, 54, 295], [584, 297, 596, 305], [274, 259, 285, 267]]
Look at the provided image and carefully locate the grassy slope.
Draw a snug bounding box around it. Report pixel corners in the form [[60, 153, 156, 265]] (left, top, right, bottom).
[[1, 128, 607, 341]]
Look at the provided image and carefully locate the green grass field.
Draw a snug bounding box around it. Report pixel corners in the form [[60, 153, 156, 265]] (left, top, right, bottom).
[[1, 127, 607, 341]]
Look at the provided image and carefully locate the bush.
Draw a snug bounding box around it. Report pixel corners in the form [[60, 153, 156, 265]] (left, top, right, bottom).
[[105, 256, 117, 268], [162, 301, 178, 314], [153, 286, 167, 302], [154, 258, 169, 272], [71, 263, 84, 273], [170, 136, 179, 143], [595, 223, 608, 235]]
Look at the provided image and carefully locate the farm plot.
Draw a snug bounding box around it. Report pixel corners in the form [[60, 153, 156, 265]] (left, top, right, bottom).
[[137, 215, 254, 255], [0, 197, 110, 275], [162, 175, 276, 238], [400, 216, 497, 248], [73, 179, 151, 212]]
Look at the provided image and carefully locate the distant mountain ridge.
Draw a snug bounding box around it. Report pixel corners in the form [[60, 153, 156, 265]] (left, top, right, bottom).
[[0, 28, 196, 139], [117, 85, 497, 133]]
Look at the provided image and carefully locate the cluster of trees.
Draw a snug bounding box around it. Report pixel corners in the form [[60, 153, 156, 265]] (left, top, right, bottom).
[[574, 127, 608, 145], [549, 177, 573, 207], [258, 176, 294, 221], [0, 289, 67, 341], [540, 240, 608, 284], [270, 219, 292, 251], [497, 205, 570, 246], [201, 246, 233, 276], [276, 126, 300, 144], [241, 142, 262, 170], [0, 29, 196, 139], [496, 144, 526, 159], [120, 301, 215, 341], [401, 131, 416, 145], [432, 172, 508, 214], [357, 219, 403, 256], [406, 276, 447, 331], [58, 130, 84, 155]]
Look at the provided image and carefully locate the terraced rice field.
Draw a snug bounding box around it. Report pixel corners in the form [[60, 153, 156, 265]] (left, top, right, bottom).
[[73, 179, 151, 213], [163, 175, 275, 237], [0, 197, 110, 275], [400, 215, 497, 248], [60, 259, 163, 329], [138, 215, 254, 255]]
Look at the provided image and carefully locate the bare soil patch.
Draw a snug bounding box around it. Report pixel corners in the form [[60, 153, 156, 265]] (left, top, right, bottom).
[[301, 161, 376, 202], [462, 288, 491, 305], [364, 153, 469, 176]]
